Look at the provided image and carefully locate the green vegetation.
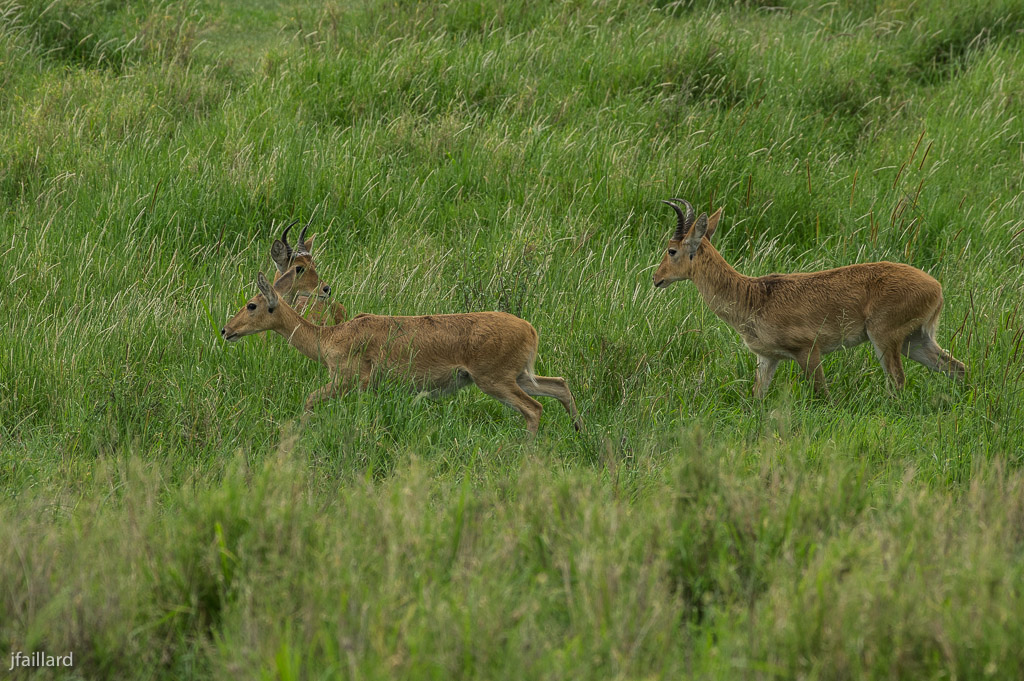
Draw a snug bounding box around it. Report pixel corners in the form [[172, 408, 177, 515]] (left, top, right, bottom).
[[2, 0, 1023, 677]]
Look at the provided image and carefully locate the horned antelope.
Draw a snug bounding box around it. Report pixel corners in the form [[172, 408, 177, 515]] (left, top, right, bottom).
[[653, 198, 965, 397], [269, 220, 347, 324], [221, 271, 582, 434]]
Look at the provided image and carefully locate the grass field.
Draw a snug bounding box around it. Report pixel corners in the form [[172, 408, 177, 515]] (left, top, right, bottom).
[[3, 0, 1024, 678]]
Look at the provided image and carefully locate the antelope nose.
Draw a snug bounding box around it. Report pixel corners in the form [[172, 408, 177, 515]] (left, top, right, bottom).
[[220, 327, 226, 337], [322, 284, 331, 295]]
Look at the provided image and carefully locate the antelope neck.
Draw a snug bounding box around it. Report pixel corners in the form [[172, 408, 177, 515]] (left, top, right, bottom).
[[689, 244, 760, 329], [269, 302, 333, 365]]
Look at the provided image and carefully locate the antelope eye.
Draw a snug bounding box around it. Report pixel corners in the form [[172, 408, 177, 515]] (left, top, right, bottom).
[[295, 266, 305, 275], [247, 303, 257, 311], [668, 248, 678, 257]]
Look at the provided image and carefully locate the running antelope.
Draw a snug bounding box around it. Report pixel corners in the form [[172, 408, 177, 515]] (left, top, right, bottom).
[[221, 271, 582, 434], [269, 221, 347, 324], [653, 198, 965, 397]]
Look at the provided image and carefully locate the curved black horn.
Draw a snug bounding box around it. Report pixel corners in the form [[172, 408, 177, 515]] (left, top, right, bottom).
[[661, 200, 685, 235], [280, 219, 299, 253], [662, 199, 692, 240], [297, 224, 310, 254], [669, 198, 695, 232]]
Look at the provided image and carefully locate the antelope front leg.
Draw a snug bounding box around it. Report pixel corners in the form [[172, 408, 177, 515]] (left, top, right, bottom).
[[795, 346, 829, 397], [304, 368, 355, 411], [753, 354, 780, 399], [304, 381, 341, 411]]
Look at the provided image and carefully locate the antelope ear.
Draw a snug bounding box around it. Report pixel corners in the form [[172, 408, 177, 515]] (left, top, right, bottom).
[[270, 240, 290, 273], [687, 213, 709, 257], [257, 271, 278, 310], [705, 208, 723, 240]]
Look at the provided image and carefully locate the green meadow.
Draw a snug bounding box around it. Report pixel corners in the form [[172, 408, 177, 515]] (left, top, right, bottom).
[[2, 0, 1024, 677]]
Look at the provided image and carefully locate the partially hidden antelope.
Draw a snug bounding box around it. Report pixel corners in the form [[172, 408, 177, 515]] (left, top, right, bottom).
[[653, 198, 965, 397], [221, 271, 582, 434], [269, 220, 347, 324]]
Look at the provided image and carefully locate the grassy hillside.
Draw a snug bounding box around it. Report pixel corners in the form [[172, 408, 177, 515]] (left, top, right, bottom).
[[2, 0, 1024, 678]]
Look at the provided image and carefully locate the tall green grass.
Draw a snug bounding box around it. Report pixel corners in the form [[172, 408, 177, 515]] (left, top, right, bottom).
[[2, 0, 1024, 678]]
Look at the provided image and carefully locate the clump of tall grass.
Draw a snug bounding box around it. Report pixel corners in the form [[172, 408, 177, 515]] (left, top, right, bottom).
[[5, 434, 1024, 678]]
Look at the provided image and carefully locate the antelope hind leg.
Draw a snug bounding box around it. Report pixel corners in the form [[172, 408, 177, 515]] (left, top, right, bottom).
[[477, 376, 543, 435], [518, 374, 583, 431], [902, 329, 966, 382]]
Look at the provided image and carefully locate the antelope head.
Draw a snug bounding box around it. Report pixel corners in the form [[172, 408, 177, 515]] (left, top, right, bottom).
[[653, 198, 723, 288], [270, 220, 332, 303], [221, 271, 285, 342]]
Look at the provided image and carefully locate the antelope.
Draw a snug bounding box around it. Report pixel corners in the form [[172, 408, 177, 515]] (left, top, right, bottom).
[[221, 270, 583, 434], [653, 198, 966, 397], [269, 220, 347, 324]]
